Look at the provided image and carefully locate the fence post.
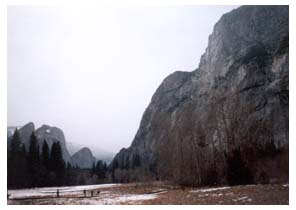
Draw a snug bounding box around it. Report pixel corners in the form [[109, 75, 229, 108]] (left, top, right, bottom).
[[57, 189, 59, 198]]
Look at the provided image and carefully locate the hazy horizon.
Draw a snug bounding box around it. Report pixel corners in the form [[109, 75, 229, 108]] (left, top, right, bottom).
[[8, 5, 239, 153]]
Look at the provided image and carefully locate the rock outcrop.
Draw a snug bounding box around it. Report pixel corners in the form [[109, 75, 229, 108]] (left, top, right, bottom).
[[8, 122, 72, 163], [7, 122, 35, 150], [7, 126, 19, 138], [35, 124, 72, 163], [70, 147, 97, 169], [67, 141, 114, 164], [112, 6, 289, 185]]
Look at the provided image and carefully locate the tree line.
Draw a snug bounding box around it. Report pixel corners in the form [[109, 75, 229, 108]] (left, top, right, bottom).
[[153, 92, 287, 187], [111, 92, 288, 187], [8, 129, 109, 189]]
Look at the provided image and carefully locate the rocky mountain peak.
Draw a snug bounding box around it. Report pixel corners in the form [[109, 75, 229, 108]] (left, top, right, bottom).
[[197, 6, 289, 89], [112, 5, 289, 185], [17, 122, 35, 149], [71, 147, 96, 169], [8, 123, 72, 163], [35, 124, 71, 163]]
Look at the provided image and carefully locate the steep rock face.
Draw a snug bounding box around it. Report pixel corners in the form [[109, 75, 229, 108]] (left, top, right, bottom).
[[7, 122, 35, 149], [7, 126, 20, 138], [19, 122, 35, 148], [35, 124, 72, 163], [8, 123, 72, 163], [70, 147, 96, 169], [112, 6, 289, 184]]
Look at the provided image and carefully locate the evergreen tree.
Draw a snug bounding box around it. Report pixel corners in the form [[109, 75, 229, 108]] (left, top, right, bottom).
[[10, 129, 21, 155], [39, 140, 50, 186], [41, 140, 50, 170], [65, 162, 75, 186], [92, 162, 96, 175], [19, 144, 29, 187], [96, 160, 105, 179], [27, 132, 41, 187], [8, 129, 18, 188], [111, 160, 119, 182], [50, 142, 66, 186], [8, 129, 28, 188], [103, 162, 108, 172]]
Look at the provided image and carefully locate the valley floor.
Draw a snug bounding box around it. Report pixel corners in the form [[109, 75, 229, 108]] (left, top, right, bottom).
[[7, 182, 289, 205]]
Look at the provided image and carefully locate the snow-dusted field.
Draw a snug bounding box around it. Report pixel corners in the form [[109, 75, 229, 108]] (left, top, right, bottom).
[[8, 183, 122, 199], [8, 183, 165, 204], [7, 182, 289, 205]]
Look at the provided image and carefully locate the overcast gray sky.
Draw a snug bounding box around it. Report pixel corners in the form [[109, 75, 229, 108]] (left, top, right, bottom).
[[8, 5, 239, 153]]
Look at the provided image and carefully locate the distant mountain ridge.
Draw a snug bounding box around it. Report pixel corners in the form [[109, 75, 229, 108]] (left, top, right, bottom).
[[70, 147, 97, 169], [7, 122, 113, 167], [67, 141, 114, 164]]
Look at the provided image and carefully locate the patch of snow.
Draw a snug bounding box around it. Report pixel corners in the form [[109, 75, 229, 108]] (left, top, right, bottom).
[[190, 186, 230, 193], [283, 184, 289, 187], [119, 194, 157, 202], [83, 193, 159, 205], [236, 196, 248, 201], [8, 183, 122, 199], [7, 183, 160, 205], [233, 196, 250, 202], [198, 193, 223, 197], [46, 129, 51, 133]]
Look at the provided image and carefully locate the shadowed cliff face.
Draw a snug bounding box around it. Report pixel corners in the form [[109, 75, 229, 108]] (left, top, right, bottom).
[[8, 122, 72, 163], [112, 6, 289, 185], [35, 124, 72, 163]]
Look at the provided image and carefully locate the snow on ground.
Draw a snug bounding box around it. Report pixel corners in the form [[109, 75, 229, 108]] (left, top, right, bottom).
[[40, 193, 158, 205], [232, 196, 252, 203], [30, 193, 160, 205], [8, 184, 166, 204], [12, 190, 163, 205], [8, 183, 122, 199], [91, 193, 159, 205], [190, 186, 230, 193], [7, 183, 289, 205], [198, 192, 224, 198]]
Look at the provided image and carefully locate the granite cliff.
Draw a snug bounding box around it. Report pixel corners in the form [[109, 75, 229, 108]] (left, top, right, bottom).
[[71, 147, 97, 169], [112, 6, 289, 185], [8, 122, 72, 163]]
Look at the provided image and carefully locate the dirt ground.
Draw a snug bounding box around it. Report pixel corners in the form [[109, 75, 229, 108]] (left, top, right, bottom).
[[8, 182, 289, 205]]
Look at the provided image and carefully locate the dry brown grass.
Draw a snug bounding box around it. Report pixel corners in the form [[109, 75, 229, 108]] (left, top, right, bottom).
[[140, 184, 288, 205], [8, 182, 288, 205]]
